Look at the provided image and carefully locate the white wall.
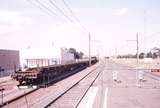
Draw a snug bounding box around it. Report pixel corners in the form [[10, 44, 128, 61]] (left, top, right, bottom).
[[61, 48, 75, 64]]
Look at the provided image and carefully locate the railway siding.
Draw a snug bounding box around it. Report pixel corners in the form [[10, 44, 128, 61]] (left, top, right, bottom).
[[30, 62, 100, 108], [47, 61, 105, 108], [2, 62, 99, 108], [0, 87, 36, 106]]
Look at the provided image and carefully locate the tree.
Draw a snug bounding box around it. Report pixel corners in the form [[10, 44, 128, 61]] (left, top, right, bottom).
[[152, 52, 158, 59], [69, 48, 84, 59], [152, 47, 160, 58], [78, 51, 84, 59], [146, 52, 152, 58], [69, 48, 76, 54], [139, 52, 145, 59]]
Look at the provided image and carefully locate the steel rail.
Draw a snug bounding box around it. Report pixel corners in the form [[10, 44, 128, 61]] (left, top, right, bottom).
[[1, 65, 91, 107], [0, 88, 38, 107], [44, 61, 105, 108], [75, 63, 105, 108]]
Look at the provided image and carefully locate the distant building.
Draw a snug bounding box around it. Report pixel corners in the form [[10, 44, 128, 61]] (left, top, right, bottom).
[[61, 48, 74, 64], [20, 48, 75, 69], [0, 49, 20, 77]]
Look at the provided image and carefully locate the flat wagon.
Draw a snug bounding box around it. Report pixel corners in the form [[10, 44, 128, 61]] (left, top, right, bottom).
[[12, 58, 98, 86]]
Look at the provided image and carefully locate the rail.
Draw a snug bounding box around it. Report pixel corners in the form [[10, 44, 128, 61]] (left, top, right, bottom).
[[42, 61, 105, 108]]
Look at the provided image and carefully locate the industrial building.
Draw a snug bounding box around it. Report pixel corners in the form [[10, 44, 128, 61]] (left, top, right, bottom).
[[0, 49, 20, 77], [20, 48, 74, 69]]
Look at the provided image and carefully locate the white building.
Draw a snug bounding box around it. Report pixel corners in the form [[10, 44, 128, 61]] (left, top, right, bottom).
[[61, 48, 74, 64], [20, 48, 74, 69]]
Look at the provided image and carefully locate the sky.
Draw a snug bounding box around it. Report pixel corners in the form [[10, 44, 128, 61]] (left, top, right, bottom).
[[0, 0, 160, 56]]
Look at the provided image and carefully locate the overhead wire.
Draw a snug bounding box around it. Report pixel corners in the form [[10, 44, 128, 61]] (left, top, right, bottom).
[[26, 0, 89, 35], [34, 0, 59, 17], [48, 0, 73, 22], [61, 0, 89, 33], [26, 0, 63, 21], [47, 0, 88, 35]]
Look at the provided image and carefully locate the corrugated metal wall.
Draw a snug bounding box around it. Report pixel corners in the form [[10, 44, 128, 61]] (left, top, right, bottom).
[[0, 50, 19, 77]]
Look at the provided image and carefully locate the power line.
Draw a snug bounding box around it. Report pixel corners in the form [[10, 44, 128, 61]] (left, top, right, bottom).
[[26, 0, 54, 18], [61, 0, 88, 33], [26, 0, 62, 20], [34, 0, 59, 16], [27, 0, 89, 34], [61, 0, 92, 64], [48, 0, 73, 22]]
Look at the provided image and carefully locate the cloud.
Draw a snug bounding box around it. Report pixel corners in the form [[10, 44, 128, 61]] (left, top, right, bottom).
[[0, 10, 32, 25], [113, 8, 128, 16], [0, 10, 32, 35]]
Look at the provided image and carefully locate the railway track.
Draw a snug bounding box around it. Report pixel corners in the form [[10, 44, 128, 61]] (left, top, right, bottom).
[[36, 60, 105, 108], [1, 62, 99, 108], [0, 87, 38, 107], [0, 67, 84, 107]]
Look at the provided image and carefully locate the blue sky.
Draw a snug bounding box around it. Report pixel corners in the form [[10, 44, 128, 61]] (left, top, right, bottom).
[[0, 0, 160, 56]]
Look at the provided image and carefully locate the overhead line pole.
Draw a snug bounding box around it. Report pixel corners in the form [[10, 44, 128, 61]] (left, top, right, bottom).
[[89, 33, 91, 66], [136, 32, 140, 87], [126, 32, 139, 87], [126, 32, 139, 65], [136, 32, 139, 66]]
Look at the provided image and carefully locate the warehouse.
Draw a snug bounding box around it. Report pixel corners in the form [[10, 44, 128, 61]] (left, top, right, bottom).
[[20, 48, 75, 69], [0, 49, 20, 77]]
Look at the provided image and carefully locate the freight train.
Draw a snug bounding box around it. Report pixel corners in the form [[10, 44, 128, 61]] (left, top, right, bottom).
[[12, 57, 98, 86]]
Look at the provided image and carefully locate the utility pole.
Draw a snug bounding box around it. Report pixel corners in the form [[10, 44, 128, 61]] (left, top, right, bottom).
[[126, 32, 139, 65], [136, 32, 139, 65], [126, 32, 140, 87], [97, 45, 100, 60], [89, 33, 91, 66], [136, 32, 140, 87]]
